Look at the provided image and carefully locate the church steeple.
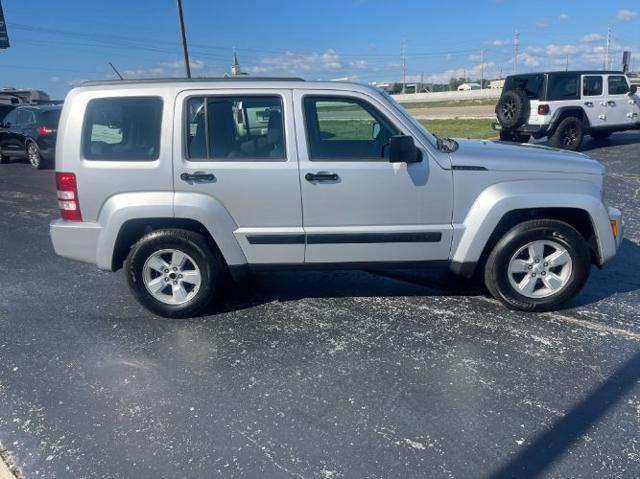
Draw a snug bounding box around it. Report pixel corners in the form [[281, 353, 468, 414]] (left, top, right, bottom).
[[231, 49, 241, 76]]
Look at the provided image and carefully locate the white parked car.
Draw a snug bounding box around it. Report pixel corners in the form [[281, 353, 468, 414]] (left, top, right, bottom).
[[50, 78, 623, 317], [495, 71, 639, 149]]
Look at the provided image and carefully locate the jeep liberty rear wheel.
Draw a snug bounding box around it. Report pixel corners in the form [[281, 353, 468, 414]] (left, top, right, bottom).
[[484, 220, 590, 312], [549, 117, 584, 151], [126, 229, 224, 318]]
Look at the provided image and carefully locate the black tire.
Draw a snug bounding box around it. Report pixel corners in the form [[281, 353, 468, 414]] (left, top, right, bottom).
[[126, 229, 225, 318], [590, 131, 612, 140], [496, 90, 530, 129], [484, 219, 590, 312], [499, 130, 531, 143], [548, 117, 584, 151], [26, 141, 42, 169]]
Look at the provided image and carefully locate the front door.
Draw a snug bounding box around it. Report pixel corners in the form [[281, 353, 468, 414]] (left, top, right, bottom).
[[605, 74, 637, 127], [173, 89, 303, 265], [293, 90, 453, 264]]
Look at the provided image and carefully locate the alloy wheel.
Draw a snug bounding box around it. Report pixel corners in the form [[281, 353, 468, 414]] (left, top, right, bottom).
[[507, 240, 573, 299], [142, 249, 202, 305]]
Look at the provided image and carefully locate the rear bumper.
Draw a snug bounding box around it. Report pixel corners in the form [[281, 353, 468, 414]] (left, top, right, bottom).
[[50, 219, 102, 266], [492, 121, 550, 138]]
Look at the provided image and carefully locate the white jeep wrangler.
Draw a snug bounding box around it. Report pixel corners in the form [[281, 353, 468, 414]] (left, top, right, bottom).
[[50, 78, 623, 318], [495, 71, 639, 150]]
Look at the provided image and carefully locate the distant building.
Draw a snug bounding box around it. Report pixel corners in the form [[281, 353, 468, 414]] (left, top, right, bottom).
[[224, 51, 248, 78], [489, 79, 505, 89], [0, 88, 51, 105], [369, 81, 394, 92], [457, 82, 481, 91]]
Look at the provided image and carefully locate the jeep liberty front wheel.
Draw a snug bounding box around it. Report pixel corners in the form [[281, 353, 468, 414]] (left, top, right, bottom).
[[484, 220, 590, 311], [126, 229, 224, 318]]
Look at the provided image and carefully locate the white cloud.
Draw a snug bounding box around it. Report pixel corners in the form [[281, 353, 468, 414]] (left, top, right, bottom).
[[350, 60, 369, 70], [616, 9, 637, 21], [581, 33, 604, 42], [423, 61, 496, 84], [545, 43, 581, 56], [485, 39, 511, 47], [249, 49, 343, 75], [534, 18, 549, 28], [50, 76, 61, 82], [558, 13, 569, 21], [519, 52, 541, 67]]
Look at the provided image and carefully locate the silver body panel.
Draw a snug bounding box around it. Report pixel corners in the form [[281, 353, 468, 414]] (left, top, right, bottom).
[[50, 79, 622, 273]]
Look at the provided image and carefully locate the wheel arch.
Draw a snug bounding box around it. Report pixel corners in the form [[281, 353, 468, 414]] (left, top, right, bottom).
[[548, 107, 590, 135], [450, 180, 612, 277]]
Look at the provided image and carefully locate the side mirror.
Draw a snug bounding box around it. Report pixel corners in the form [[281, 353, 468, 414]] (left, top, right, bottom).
[[389, 135, 421, 163], [629, 84, 638, 96]]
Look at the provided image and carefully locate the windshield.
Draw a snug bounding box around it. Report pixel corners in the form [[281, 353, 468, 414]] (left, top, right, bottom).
[[380, 90, 438, 148]]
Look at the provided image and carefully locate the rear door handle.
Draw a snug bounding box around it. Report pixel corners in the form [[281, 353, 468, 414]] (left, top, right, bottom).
[[584, 101, 593, 107], [608, 100, 616, 106], [180, 172, 216, 182], [305, 171, 339, 182]]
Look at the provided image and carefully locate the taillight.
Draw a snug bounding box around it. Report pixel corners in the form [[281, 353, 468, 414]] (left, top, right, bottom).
[[55, 172, 82, 221], [36, 126, 56, 135], [538, 104, 550, 115]]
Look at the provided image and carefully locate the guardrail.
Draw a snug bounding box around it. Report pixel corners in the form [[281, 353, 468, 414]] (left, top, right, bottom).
[[394, 89, 502, 104]]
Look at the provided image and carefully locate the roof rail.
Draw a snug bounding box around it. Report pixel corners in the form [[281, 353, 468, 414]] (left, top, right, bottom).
[[79, 77, 306, 87]]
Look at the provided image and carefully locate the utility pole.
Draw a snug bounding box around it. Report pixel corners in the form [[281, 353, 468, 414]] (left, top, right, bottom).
[[604, 24, 611, 71], [175, 0, 191, 78], [480, 49, 485, 89], [565, 54, 569, 71], [401, 37, 407, 94], [513, 30, 520, 74]]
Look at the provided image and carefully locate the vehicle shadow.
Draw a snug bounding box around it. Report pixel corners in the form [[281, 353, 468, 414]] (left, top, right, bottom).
[[487, 350, 640, 479], [579, 131, 640, 152], [213, 238, 640, 315], [566, 238, 640, 308], [213, 266, 484, 314]]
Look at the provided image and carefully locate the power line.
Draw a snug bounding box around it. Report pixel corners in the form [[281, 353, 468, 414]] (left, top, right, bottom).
[[513, 30, 520, 74]]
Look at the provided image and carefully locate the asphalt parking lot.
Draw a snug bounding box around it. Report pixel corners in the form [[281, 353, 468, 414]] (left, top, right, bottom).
[[0, 134, 639, 478]]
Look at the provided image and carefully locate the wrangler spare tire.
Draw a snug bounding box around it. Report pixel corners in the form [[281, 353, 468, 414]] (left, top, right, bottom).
[[496, 89, 530, 129]]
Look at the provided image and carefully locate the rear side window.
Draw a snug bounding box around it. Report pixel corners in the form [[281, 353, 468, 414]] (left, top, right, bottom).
[[185, 95, 285, 161], [17, 109, 35, 125], [82, 97, 163, 161], [608, 76, 629, 95], [583, 76, 603, 96], [547, 74, 579, 101], [43, 109, 61, 128], [503, 75, 544, 99]]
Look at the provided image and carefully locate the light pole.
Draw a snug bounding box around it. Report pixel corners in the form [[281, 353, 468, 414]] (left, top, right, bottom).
[[176, 0, 191, 78]]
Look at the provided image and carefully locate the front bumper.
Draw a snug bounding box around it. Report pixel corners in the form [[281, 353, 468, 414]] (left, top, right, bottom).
[[50, 219, 102, 266]]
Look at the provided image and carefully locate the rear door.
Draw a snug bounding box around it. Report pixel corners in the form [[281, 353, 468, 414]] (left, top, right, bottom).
[[605, 75, 637, 126], [173, 89, 303, 265], [293, 89, 453, 264]]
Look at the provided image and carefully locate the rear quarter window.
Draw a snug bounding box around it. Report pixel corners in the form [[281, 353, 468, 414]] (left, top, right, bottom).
[[547, 74, 579, 101], [82, 96, 163, 161], [503, 75, 544, 99]]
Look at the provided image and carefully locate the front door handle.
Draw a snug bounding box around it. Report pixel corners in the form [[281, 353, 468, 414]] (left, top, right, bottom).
[[584, 101, 593, 107], [305, 171, 339, 182], [180, 172, 216, 182], [608, 100, 616, 107]]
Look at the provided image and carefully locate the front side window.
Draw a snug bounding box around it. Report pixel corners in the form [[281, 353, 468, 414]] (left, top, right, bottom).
[[2, 109, 18, 126], [608, 76, 630, 95], [303, 96, 398, 160], [82, 97, 163, 161], [583, 76, 603, 96], [548, 74, 579, 101], [185, 95, 285, 161]]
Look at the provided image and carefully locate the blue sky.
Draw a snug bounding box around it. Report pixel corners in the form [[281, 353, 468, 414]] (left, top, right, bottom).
[[1, 0, 639, 98]]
